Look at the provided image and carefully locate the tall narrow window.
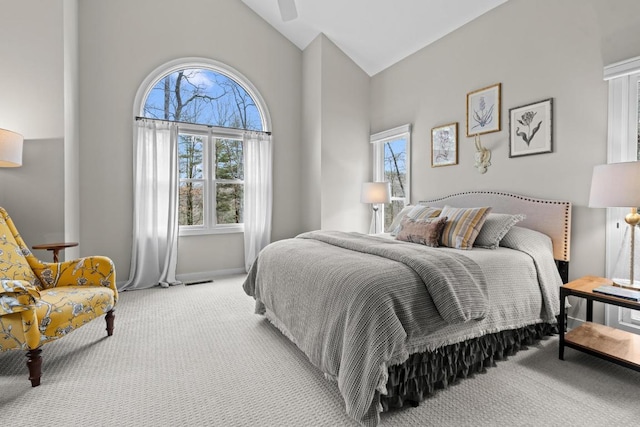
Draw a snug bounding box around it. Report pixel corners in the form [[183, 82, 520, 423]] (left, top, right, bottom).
[[604, 58, 640, 332], [138, 60, 269, 235], [622, 75, 640, 327], [370, 124, 411, 232]]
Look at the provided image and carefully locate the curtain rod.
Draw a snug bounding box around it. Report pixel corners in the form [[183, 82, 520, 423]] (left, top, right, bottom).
[[134, 116, 272, 135]]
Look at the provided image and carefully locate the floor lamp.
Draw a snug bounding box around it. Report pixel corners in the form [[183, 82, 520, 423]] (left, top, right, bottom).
[[589, 161, 640, 289], [361, 182, 391, 234]]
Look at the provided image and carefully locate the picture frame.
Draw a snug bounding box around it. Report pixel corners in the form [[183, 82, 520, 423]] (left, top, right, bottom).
[[466, 83, 501, 136], [431, 122, 458, 167], [509, 98, 553, 158]]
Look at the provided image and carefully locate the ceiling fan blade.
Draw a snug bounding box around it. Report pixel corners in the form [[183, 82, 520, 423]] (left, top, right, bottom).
[[278, 0, 298, 21]]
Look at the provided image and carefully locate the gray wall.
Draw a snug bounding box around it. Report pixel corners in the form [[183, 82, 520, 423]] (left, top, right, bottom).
[[301, 37, 323, 231], [302, 35, 371, 233], [63, 0, 81, 260], [0, 0, 65, 257], [319, 36, 370, 232], [370, 0, 640, 322]]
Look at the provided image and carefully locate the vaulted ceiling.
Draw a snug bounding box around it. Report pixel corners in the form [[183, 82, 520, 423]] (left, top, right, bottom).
[[241, 0, 509, 76]]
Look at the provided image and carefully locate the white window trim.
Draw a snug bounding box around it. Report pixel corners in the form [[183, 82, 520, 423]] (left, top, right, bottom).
[[604, 56, 640, 333], [370, 124, 411, 233]]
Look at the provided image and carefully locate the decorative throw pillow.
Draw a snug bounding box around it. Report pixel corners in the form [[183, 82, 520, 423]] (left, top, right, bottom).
[[388, 205, 442, 236], [407, 205, 442, 221], [474, 213, 526, 249], [439, 205, 492, 250], [500, 225, 553, 253], [395, 216, 448, 247], [387, 205, 414, 236]]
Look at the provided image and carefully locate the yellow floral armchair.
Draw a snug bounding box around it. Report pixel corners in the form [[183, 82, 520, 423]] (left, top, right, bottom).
[[0, 207, 117, 386]]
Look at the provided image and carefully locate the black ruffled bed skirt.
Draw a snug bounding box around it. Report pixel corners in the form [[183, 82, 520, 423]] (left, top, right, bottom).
[[381, 322, 557, 411]]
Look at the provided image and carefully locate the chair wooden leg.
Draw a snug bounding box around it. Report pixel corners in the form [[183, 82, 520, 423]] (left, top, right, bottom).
[[105, 309, 115, 336], [26, 348, 42, 387]]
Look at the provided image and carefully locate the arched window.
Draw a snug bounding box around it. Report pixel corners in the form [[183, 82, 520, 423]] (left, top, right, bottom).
[[142, 67, 264, 130], [134, 58, 271, 235]]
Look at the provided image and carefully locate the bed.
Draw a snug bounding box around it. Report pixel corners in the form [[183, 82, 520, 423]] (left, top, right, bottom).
[[243, 191, 571, 427]]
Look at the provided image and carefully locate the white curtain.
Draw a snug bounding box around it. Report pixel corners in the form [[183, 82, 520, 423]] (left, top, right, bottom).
[[243, 132, 273, 272], [121, 119, 181, 290]]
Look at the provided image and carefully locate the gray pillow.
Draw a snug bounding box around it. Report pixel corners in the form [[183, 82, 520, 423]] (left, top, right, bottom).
[[474, 213, 525, 249]]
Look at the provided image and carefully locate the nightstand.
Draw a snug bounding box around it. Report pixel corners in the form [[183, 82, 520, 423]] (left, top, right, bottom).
[[32, 242, 78, 263], [559, 275, 640, 372]]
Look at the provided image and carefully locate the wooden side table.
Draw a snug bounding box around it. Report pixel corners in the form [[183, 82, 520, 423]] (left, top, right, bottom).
[[559, 275, 640, 372], [32, 242, 78, 263]]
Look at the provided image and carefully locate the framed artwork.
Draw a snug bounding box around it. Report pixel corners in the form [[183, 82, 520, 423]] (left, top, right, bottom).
[[431, 122, 458, 167], [509, 98, 553, 158], [466, 83, 501, 136]]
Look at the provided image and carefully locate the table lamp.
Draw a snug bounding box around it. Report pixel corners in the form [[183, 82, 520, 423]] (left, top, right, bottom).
[[589, 161, 640, 289], [361, 182, 391, 234], [0, 128, 23, 167]]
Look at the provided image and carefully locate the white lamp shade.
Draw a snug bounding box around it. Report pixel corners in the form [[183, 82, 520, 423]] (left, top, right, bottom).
[[589, 161, 640, 208], [0, 128, 23, 167], [361, 182, 391, 204]]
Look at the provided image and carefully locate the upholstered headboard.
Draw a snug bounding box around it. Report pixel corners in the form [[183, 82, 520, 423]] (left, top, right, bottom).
[[419, 191, 572, 263]]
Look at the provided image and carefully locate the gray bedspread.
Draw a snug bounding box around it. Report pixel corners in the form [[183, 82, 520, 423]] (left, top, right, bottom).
[[242, 229, 561, 426]]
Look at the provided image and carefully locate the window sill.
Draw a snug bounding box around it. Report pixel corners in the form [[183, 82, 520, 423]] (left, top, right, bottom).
[[179, 225, 244, 237]]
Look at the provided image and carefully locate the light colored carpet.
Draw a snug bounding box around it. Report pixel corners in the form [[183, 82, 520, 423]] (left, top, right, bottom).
[[1, 274, 639, 426]]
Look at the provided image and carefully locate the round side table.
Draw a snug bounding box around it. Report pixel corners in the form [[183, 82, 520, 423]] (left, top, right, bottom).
[[32, 242, 79, 263]]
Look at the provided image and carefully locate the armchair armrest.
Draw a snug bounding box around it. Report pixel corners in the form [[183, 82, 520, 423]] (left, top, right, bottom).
[[30, 256, 118, 303], [0, 279, 39, 315], [0, 279, 41, 350]]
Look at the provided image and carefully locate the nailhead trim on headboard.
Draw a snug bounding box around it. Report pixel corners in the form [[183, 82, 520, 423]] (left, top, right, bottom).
[[419, 191, 571, 262]]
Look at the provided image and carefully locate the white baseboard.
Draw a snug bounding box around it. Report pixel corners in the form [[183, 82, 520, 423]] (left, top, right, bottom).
[[176, 268, 246, 284], [116, 268, 246, 288]]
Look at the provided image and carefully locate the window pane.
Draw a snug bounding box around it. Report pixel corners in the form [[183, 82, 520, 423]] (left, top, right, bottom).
[[143, 68, 262, 131], [384, 138, 406, 198], [216, 183, 244, 224], [179, 181, 204, 225], [179, 134, 204, 179], [216, 138, 243, 180]]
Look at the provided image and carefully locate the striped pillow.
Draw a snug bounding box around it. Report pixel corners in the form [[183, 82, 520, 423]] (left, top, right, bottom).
[[407, 205, 442, 220], [389, 205, 442, 236], [439, 205, 492, 249]]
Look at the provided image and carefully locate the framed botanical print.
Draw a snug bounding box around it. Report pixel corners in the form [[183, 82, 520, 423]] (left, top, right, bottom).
[[431, 122, 458, 167], [466, 83, 501, 136], [509, 98, 553, 157]]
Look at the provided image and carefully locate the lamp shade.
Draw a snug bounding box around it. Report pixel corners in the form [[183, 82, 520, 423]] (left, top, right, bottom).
[[0, 128, 23, 167], [589, 161, 640, 208], [361, 182, 391, 204]]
